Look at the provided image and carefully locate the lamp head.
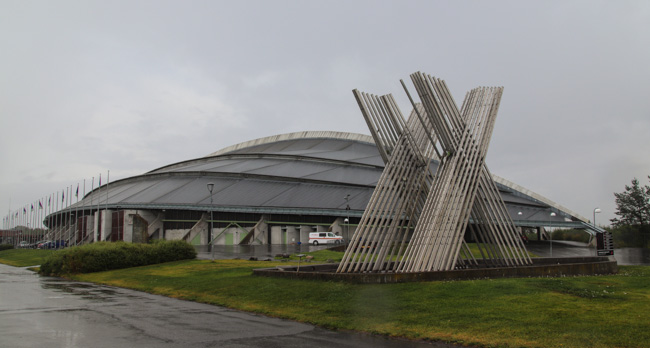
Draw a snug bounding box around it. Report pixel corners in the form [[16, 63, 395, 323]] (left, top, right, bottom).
[[594, 208, 602, 214], [207, 182, 214, 193]]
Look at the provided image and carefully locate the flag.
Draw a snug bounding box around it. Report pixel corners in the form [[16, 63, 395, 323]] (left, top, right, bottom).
[[48, 197, 51, 206], [23, 207, 26, 214], [39, 201, 43, 209], [99, 174, 102, 186], [31, 204, 34, 211], [62, 190, 65, 202], [76, 185, 79, 197]]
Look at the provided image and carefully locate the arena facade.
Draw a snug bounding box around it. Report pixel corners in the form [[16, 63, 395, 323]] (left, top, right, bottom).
[[43, 131, 602, 246]]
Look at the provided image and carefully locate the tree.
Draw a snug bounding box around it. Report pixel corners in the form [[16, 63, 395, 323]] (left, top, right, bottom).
[[610, 175, 650, 228]]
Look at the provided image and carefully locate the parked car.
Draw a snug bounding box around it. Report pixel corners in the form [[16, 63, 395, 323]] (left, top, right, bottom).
[[36, 240, 51, 249], [30, 240, 46, 249], [31, 240, 46, 249], [308, 232, 344, 245], [38, 240, 67, 249], [18, 241, 30, 248]]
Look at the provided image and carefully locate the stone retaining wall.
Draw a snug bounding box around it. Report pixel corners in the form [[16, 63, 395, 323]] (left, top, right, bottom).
[[253, 256, 618, 283]]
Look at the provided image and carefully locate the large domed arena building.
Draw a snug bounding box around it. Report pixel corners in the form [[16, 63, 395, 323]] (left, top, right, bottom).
[[43, 131, 598, 247]]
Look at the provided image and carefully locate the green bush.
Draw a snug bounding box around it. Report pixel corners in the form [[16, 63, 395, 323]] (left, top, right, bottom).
[[39, 240, 196, 276], [0, 244, 14, 251]]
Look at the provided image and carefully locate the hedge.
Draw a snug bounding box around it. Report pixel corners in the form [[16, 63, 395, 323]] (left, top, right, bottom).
[[39, 240, 196, 276], [0, 244, 14, 251]]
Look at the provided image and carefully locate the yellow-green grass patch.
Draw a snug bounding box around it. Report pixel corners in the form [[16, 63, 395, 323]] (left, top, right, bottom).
[[0, 249, 56, 267]]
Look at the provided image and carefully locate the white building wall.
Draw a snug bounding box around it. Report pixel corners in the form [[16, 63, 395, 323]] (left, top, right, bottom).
[[165, 229, 187, 240]]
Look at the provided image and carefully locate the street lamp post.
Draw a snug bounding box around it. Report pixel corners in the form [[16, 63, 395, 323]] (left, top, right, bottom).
[[593, 208, 602, 255], [593, 208, 601, 228], [517, 211, 523, 241], [207, 182, 214, 261], [344, 194, 350, 241], [549, 212, 556, 257]]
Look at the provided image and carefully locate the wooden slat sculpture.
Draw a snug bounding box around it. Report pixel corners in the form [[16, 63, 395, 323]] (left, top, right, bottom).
[[337, 72, 531, 273]]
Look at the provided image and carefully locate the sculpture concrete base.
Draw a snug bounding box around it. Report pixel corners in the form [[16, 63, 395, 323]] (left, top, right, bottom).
[[254, 256, 617, 284]]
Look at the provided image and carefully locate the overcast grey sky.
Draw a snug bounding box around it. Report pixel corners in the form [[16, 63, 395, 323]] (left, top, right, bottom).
[[1, 0, 649, 226]]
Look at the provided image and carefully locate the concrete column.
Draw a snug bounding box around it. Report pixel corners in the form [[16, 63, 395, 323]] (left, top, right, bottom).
[[286, 226, 299, 244], [252, 218, 268, 245], [99, 210, 113, 241], [300, 226, 314, 244], [332, 218, 344, 235], [270, 226, 283, 245], [85, 215, 94, 244], [123, 210, 134, 243], [186, 214, 208, 245], [93, 211, 99, 242], [136, 210, 162, 240]]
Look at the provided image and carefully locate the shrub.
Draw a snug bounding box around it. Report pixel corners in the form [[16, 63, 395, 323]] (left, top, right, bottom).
[[0, 244, 14, 251], [39, 240, 196, 276]]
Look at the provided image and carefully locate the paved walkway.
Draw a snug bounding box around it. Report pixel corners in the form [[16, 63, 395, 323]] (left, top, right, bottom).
[[0, 264, 455, 348]]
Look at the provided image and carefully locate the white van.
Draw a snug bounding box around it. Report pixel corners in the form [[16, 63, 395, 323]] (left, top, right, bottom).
[[308, 232, 344, 245]]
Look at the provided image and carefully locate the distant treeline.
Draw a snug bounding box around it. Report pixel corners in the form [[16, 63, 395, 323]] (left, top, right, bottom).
[[607, 225, 650, 248]]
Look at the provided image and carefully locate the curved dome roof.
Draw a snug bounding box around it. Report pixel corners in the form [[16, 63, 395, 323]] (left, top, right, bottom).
[[67, 131, 590, 226], [75, 132, 385, 216]]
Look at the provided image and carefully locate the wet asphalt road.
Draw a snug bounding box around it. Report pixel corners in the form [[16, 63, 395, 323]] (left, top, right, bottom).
[[0, 264, 454, 348], [525, 240, 650, 265]]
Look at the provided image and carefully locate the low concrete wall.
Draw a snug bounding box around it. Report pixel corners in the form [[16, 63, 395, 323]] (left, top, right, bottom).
[[253, 257, 618, 284]]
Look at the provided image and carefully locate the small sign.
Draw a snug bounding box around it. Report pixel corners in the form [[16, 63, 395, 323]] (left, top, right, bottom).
[[596, 231, 614, 256]]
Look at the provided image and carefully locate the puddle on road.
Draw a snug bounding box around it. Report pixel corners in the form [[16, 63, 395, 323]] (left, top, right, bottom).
[[41, 280, 118, 303]]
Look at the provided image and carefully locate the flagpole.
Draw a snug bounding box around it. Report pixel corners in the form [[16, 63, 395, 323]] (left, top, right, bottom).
[[71, 184, 74, 245], [30, 202, 34, 244], [56, 191, 60, 247], [67, 185, 72, 247], [97, 174, 101, 241], [80, 180, 85, 245], [73, 184, 77, 246], [31, 202, 34, 244], [32, 202, 35, 243], [91, 176, 95, 242], [38, 198, 41, 242], [61, 188, 65, 248], [105, 170, 109, 237], [67, 186, 70, 247], [48, 194, 52, 240]]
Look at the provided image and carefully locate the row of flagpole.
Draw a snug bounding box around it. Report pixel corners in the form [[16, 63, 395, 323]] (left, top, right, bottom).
[[2, 170, 110, 248]]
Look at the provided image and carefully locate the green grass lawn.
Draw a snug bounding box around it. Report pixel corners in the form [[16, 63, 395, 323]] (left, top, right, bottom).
[[69, 259, 650, 348], [0, 249, 55, 267]]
